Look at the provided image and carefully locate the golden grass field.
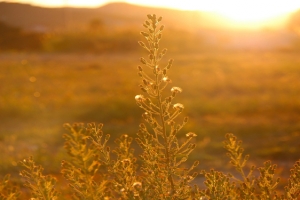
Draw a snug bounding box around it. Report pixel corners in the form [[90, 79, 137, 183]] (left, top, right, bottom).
[[0, 50, 300, 184]]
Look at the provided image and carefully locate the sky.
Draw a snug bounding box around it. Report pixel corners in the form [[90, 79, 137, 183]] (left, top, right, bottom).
[[4, 0, 300, 26]]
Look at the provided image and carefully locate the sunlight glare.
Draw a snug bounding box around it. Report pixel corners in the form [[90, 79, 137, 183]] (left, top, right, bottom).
[[127, 0, 300, 29], [206, 1, 297, 23]]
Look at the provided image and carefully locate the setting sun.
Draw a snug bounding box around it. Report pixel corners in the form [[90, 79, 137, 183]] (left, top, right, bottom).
[[127, 0, 300, 29], [201, 0, 299, 29]]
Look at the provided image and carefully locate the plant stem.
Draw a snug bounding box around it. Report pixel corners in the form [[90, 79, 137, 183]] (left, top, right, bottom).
[[156, 71, 175, 195]]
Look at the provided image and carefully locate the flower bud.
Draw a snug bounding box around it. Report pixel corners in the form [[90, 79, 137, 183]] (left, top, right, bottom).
[[163, 69, 167, 75], [138, 41, 146, 47], [139, 123, 146, 130], [138, 66, 143, 72], [141, 31, 149, 37], [140, 57, 146, 64], [189, 143, 196, 149], [143, 79, 148, 86], [105, 134, 110, 141], [151, 84, 157, 90], [141, 87, 147, 93], [184, 117, 189, 123], [158, 34, 162, 40], [146, 98, 151, 104], [165, 96, 172, 103], [155, 66, 160, 74], [193, 160, 200, 167], [167, 59, 173, 69], [149, 54, 154, 60]]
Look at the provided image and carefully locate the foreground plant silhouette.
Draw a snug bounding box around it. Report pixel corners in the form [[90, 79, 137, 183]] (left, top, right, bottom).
[[1, 14, 299, 199]]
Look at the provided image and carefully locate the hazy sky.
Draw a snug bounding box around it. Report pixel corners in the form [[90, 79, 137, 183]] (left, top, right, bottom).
[[5, 0, 300, 11], [5, 0, 300, 24]]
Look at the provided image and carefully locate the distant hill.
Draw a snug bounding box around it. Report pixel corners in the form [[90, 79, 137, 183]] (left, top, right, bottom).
[[0, 2, 231, 32]]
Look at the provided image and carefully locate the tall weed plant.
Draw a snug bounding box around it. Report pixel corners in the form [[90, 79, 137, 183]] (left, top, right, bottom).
[[0, 14, 299, 200]]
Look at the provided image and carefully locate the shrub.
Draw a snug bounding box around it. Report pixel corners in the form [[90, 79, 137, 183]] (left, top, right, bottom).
[[0, 20, 43, 51], [1, 14, 299, 199]]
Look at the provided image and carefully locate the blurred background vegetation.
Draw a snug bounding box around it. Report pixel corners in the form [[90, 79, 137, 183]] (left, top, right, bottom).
[[2, 2, 300, 53], [1, 2, 300, 193]]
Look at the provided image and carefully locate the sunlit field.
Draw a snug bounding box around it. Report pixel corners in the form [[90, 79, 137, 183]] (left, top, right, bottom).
[[2, 1, 300, 198], [1, 50, 300, 181]]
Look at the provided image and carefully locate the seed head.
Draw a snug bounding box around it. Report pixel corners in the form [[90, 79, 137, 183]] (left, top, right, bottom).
[[135, 95, 145, 102], [171, 87, 182, 93], [173, 103, 184, 111], [186, 132, 197, 138]]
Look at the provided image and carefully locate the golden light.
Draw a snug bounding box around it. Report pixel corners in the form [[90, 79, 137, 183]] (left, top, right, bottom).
[[127, 0, 300, 29], [204, 1, 299, 29]]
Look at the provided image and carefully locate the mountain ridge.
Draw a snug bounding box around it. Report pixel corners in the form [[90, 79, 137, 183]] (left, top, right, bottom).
[[0, 2, 236, 32]]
